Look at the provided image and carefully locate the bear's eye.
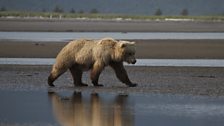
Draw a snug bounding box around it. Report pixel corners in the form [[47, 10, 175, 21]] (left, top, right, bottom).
[[128, 53, 132, 55]]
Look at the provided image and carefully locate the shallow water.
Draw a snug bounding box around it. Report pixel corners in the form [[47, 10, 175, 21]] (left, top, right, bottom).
[[0, 32, 224, 41], [1, 90, 224, 126], [1, 58, 224, 67]]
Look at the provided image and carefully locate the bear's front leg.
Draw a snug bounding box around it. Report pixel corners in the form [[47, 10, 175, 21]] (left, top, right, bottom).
[[91, 61, 104, 86], [110, 62, 137, 87]]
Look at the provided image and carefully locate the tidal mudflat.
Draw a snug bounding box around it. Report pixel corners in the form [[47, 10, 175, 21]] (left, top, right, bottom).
[[1, 53, 224, 126], [1, 18, 224, 125]]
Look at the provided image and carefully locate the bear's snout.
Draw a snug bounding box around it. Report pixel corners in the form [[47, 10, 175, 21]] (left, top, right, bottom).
[[126, 58, 136, 64], [131, 59, 136, 64]]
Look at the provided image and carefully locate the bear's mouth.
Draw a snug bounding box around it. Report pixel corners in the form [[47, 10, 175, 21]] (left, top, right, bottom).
[[126, 59, 136, 64]]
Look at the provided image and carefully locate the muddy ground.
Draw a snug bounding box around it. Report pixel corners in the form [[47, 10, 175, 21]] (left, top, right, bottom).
[[0, 65, 224, 97], [0, 18, 224, 96]]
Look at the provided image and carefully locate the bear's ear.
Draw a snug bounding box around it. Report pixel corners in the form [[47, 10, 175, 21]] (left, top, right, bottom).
[[130, 42, 135, 45], [119, 43, 126, 48], [119, 41, 135, 48]]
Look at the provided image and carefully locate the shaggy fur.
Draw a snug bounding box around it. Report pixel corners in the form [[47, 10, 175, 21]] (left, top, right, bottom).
[[48, 38, 137, 87]]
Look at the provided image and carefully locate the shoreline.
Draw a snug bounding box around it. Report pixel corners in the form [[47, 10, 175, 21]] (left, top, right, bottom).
[[1, 18, 224, 32]]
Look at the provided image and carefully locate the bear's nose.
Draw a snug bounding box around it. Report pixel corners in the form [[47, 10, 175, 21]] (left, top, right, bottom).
[[132, 59, 136, 64]]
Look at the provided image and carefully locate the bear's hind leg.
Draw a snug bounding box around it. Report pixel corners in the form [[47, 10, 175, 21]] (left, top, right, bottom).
[[48, 73, 63, 87], [48, 73, 56, 87], [69, 65, 88, 87], [48, 65, 67, 87]]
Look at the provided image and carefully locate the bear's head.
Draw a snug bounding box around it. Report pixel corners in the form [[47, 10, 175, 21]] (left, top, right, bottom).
[[115, 41, 136, 64]]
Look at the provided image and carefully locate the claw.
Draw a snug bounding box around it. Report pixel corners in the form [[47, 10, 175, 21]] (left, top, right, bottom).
[[128, 83, 137, 87], [48, 83, 55, 87], [94, 84, 104, 87], [76, 83, 88, 87]]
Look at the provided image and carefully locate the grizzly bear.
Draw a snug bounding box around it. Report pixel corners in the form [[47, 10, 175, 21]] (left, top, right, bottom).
[[48, 38, 137, 87]]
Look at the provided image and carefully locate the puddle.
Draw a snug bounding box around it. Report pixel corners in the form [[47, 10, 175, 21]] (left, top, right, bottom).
[[1, 58, 224, 67], [1, 32, 224, 41], [1, 90, 224, 126]]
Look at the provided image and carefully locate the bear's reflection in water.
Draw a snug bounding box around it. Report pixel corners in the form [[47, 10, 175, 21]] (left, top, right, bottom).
[[48, 92, 134, 126]]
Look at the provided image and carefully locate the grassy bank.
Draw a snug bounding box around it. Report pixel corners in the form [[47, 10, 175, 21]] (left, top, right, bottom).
[[0, 11, 224, 21]]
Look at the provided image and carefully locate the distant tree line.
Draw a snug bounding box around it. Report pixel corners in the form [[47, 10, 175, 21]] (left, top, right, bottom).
[[53, 5, 64, 13], [47, 5, 99, 14], [49, 6, 188, 16], [154, 9, 162, 16], [181, 9, 189, 16], [0, 6, 7, 11], [154, 8, 189, 16], [0, 5, 99, 14], [1, 5, 191, 16]]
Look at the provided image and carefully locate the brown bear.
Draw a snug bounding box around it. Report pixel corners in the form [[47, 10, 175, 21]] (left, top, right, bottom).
[[48, 38, 137, 87]]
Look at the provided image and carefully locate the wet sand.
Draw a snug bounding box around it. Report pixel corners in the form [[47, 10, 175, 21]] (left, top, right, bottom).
[[0, 65, 224, 96], [1, 39, 224, 59], [1, 19, 223, 96], [1, 39, 224, 97], [1, 39, 224, 96], [0, 18, 224, 32]]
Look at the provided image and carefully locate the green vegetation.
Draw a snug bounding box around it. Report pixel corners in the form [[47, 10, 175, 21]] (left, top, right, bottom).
[[53, 5, 64, 13], [154, 9, 162, 16], [181, 9, 189, 16], [0, 11, 224, 21]]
